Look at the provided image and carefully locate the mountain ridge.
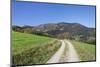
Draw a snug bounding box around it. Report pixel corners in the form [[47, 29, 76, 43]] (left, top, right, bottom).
[[12, 22, 95, 40]]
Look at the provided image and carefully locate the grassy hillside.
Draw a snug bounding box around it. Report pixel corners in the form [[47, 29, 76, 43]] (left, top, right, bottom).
[[12, 31, 61, 65], [71, 40, 96, 61]]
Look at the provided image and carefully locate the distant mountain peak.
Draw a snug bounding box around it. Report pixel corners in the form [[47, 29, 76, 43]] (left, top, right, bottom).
[[57, 22, 68, 24]]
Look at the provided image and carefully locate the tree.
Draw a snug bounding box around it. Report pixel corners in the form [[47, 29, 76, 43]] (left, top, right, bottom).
[[57, 32, 72, 39]]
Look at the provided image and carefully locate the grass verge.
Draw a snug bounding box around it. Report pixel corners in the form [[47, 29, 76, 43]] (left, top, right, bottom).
[[71, 40, 96, 61]]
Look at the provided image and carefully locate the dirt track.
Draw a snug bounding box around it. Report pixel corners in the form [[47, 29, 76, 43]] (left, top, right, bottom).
[[47, 40, 80, 63]]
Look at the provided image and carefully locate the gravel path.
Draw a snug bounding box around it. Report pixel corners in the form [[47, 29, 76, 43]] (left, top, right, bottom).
[[47, 40, 80, 63]]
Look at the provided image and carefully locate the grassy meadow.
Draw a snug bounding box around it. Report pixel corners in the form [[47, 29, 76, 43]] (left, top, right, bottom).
[[12, 31, 61, 65], [12, 31, 96, 65], [71, 40, 96, 61]]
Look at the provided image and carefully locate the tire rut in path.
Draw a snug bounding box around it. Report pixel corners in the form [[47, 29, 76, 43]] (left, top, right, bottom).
[[65, 40, 80, 62]]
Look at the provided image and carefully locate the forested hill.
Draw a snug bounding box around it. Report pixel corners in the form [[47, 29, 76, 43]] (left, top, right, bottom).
[[12, 22, 95, 44]]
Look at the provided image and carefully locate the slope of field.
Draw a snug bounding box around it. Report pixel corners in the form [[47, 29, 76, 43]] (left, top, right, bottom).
[[12, 31, 61, 65], [71, 41, 96, 61]]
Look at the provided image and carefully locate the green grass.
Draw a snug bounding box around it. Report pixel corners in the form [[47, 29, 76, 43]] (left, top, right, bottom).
[[71, 40, 96, 61], [12, 31, 61, 65], [12, 31, 55, 54]]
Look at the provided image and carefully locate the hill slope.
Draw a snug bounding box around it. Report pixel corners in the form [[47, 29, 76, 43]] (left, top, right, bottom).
[[12, 31, 61, 65], [34, 22, 95, 36]]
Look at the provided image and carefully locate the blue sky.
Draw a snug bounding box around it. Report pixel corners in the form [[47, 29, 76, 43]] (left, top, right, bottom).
[[12, 0, 96, 28]]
